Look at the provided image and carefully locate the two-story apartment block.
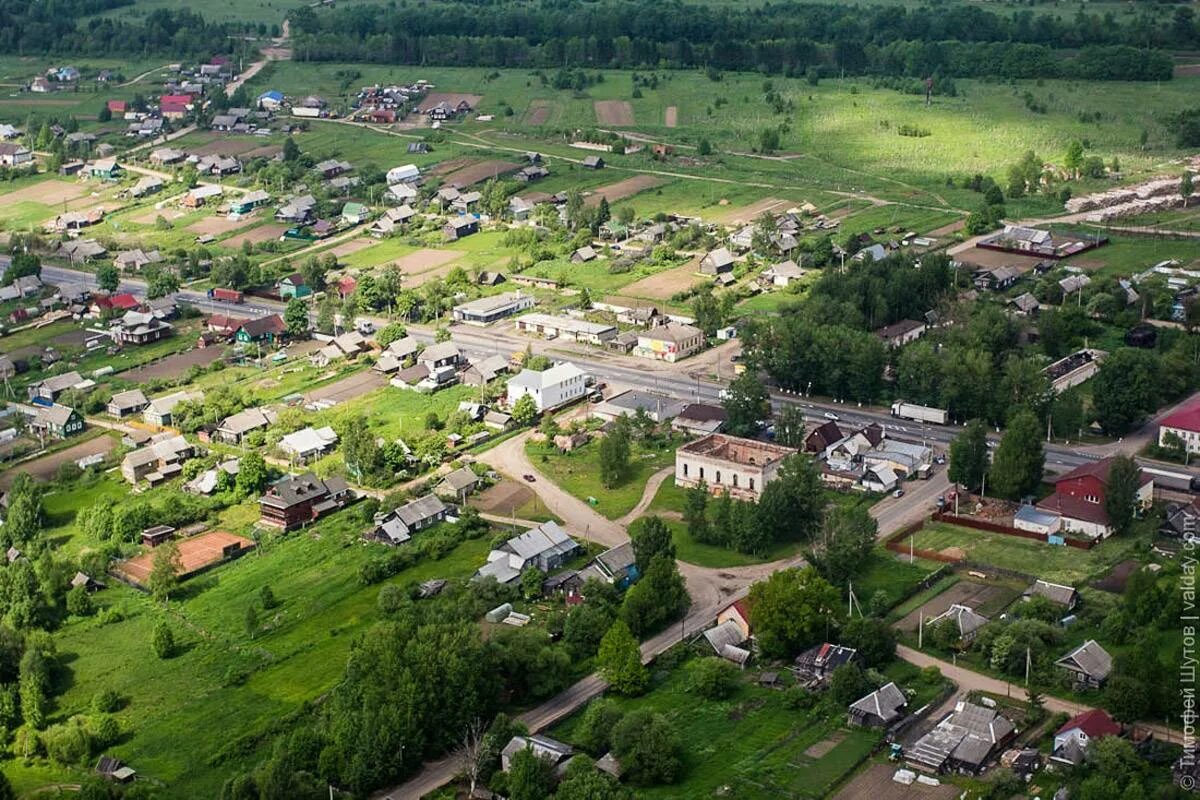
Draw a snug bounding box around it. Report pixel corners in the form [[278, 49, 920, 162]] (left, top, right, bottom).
[[675, 433, 797, 500], [506, 362, 588, 412]]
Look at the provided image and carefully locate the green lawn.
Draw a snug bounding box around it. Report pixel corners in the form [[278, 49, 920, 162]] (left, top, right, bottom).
[[525, 436, 677, 520], [551, 650, 881, 800], [851, 551, 943, 612], [909, 521, 1140, 584], [35, 507, 491, 797]]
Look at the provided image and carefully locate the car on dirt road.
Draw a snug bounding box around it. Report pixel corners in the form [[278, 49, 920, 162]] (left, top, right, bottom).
[[523, 474, 536, 482]]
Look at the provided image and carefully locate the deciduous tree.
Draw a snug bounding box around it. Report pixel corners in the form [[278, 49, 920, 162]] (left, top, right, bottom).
[[1104, 455, 1140, 536], [597, 620, 647, 696], [748, 567, 840, 658], [722, 372, 770, 437], [949, 419, 989, 492], [988, 408, 1043, 500]]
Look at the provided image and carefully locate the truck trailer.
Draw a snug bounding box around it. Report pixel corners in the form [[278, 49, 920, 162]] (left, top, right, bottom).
[[890, 401, 948, 425]]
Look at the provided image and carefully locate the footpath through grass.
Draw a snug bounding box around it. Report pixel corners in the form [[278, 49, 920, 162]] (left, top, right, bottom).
[[525, 436, 677, 520]]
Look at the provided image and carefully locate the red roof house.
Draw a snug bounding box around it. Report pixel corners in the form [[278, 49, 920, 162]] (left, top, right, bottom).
[[1052, 709, 1121, 765], [1036, 457, 1153, 539], [107, 100, 127, 114], [160, 94, 192, 106], [716, 597, 753, 639], [1159, 400, 1200, 456], [110, 293, 140, 311], [337, 276, 357, 299]]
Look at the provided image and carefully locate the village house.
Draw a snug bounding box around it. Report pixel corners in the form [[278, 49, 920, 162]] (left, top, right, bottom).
[[1158, 400, 1200, 455], [28, 403, 85, 439], [634, 323, 704, 363], [87, 158, 121, 180], [1055, 640, 1112, 690], [1050, 709, 1120, 766], [675, 433, 796, 500], [451, 291, 535, 325], [182, 185, 223, 208], [515, 313, 617, 346], [418, 342, 461, 373], [924, 604, 989, 645], [581, 155, 604, 169], [276, 195, 317, 224], [591, 390, 684, 425], [278, 273, 311, 299], [121, 433, 196, 485], [500, 736, 574, 773], [28, 371, 84, 402], [106, 389, 148, 418], [436, 466, 480, 501], [906, 700, 1016, 775], [760, 259, 805, 287], [229, 190, 270, 216], [672, 403, 728, 437], [386, 164, 421, 185], [1044, 348, 1105, 394], [216, 407, 278, 444], [110, 311, 172, 345], [369, 494, 449, 545], [278, 426, 339, 464], [369, 206, 416, 236], [1023, 579, 1079, 611], [0, 143, 32, 168], [1036, 457, 1153, 539], [847, 682, 908, 728], [57, 239, 107, 263], [259, 473, 352, 531], [699, 247, 735, 275], [506, 362, 589, 412], [443, 216, 480, 241], [874, 319, 927, 348], [576, 541, 639, 589], [475, 521, 581, 584], [235, 314, 288, 346], [129, 176, 163, 198], [462, 355, 509, 386], [149, 147, 187, 166], [794, 643, 861, 683], [372, 336, 420, 374], [616, 305, 661, 327], [703, 618, 750, 667], [113, 249, 163, 272], [143, 389, 202, 427]]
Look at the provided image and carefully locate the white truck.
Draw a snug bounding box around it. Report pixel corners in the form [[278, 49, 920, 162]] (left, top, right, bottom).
[[890, 401, 949, 425]]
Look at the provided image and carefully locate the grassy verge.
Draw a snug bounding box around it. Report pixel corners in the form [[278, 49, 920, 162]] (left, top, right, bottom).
[[525, 436, 677, 520]]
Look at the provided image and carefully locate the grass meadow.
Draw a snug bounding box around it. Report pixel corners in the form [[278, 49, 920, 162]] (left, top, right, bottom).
[[31, 505, 491, 796]]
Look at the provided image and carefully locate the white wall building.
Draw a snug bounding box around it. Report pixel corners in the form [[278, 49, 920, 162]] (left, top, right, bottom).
[[506, 362, 588, 412]]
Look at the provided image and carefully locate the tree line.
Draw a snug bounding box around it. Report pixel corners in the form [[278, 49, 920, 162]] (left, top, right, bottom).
[[0, 4, 240, 58], [286, 0, 1183, 81]]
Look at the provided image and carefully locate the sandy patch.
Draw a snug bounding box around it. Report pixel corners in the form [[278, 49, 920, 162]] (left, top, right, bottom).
[[3, 179, 89, 205], [187, 214, 254, 236], [664, 106, 678, 128], [224, 223, 289, 247], [595, 100, 634, 126], [584, 175, 664, 207], [803, 731, 846, 759], [524, 101, 551, 126], [835, 763, 958, 800], [415, 92, 484, 113], [712, 197, 791, 225]]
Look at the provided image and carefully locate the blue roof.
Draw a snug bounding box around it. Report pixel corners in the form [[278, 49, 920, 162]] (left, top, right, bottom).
[[259, 90, 283, 101], [1014, 504, 1058, 527]]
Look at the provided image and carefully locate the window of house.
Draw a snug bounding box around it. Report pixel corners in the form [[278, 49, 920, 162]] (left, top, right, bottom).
[[683, 463, 689, 477], [749, 478, 755, 491], [699, 467, 705, 480], [732, 475, 739, 488], [715, 470, 722, 484]]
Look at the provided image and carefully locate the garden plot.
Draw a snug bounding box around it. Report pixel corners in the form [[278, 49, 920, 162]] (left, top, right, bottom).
[[328, 238, 376, 259], [583, 175, 663, 207], [439, 159, 522, 187], [594, 99, 634, 125], [712, 196, 793, 225], [120, 347, 222, 382], [303, 369, 385, 403], [131, 207, 186, 225], [664, 106, 678, 127], [187, 213, 256, 237], [0, 435, 117, 489], [835, 763, 958, 800], [524, 100, 551, 125], [612, 257, 703, 301], [2, 178, 90, 205], [472, 480, 535, 516], [895, 579, 1018, 633], [223, 223, 289, 248]]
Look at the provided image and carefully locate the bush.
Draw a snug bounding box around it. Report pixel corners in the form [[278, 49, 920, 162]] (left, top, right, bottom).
[[783, 685, 815, 710], [42, 718, 93, 765], [575, 698, 624, 754], [66, 585, 94, 617], [91, 689, 121, 714], [686, 657, 740, 700], [152, 621, 175, 659]]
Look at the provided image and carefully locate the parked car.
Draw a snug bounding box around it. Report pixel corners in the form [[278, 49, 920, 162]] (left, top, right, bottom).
[[522, 474, 536, 482], [893, 489, 905, 498], [823, 412, 839, 420]]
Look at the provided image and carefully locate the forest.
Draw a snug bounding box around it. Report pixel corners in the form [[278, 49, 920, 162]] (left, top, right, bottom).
[[285, 0, 1185, 80]]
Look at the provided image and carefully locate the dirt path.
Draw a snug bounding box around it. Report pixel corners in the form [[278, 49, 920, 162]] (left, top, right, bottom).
[[616, 466, 673, 526], [119, 64, 172, 88]]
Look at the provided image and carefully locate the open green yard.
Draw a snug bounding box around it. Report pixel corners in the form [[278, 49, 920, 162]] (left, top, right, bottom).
[[551, 650, 882, 800], [526, 436, 677, 520], [910, 521, 1140, 584], [34, 507, 490, 797]]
